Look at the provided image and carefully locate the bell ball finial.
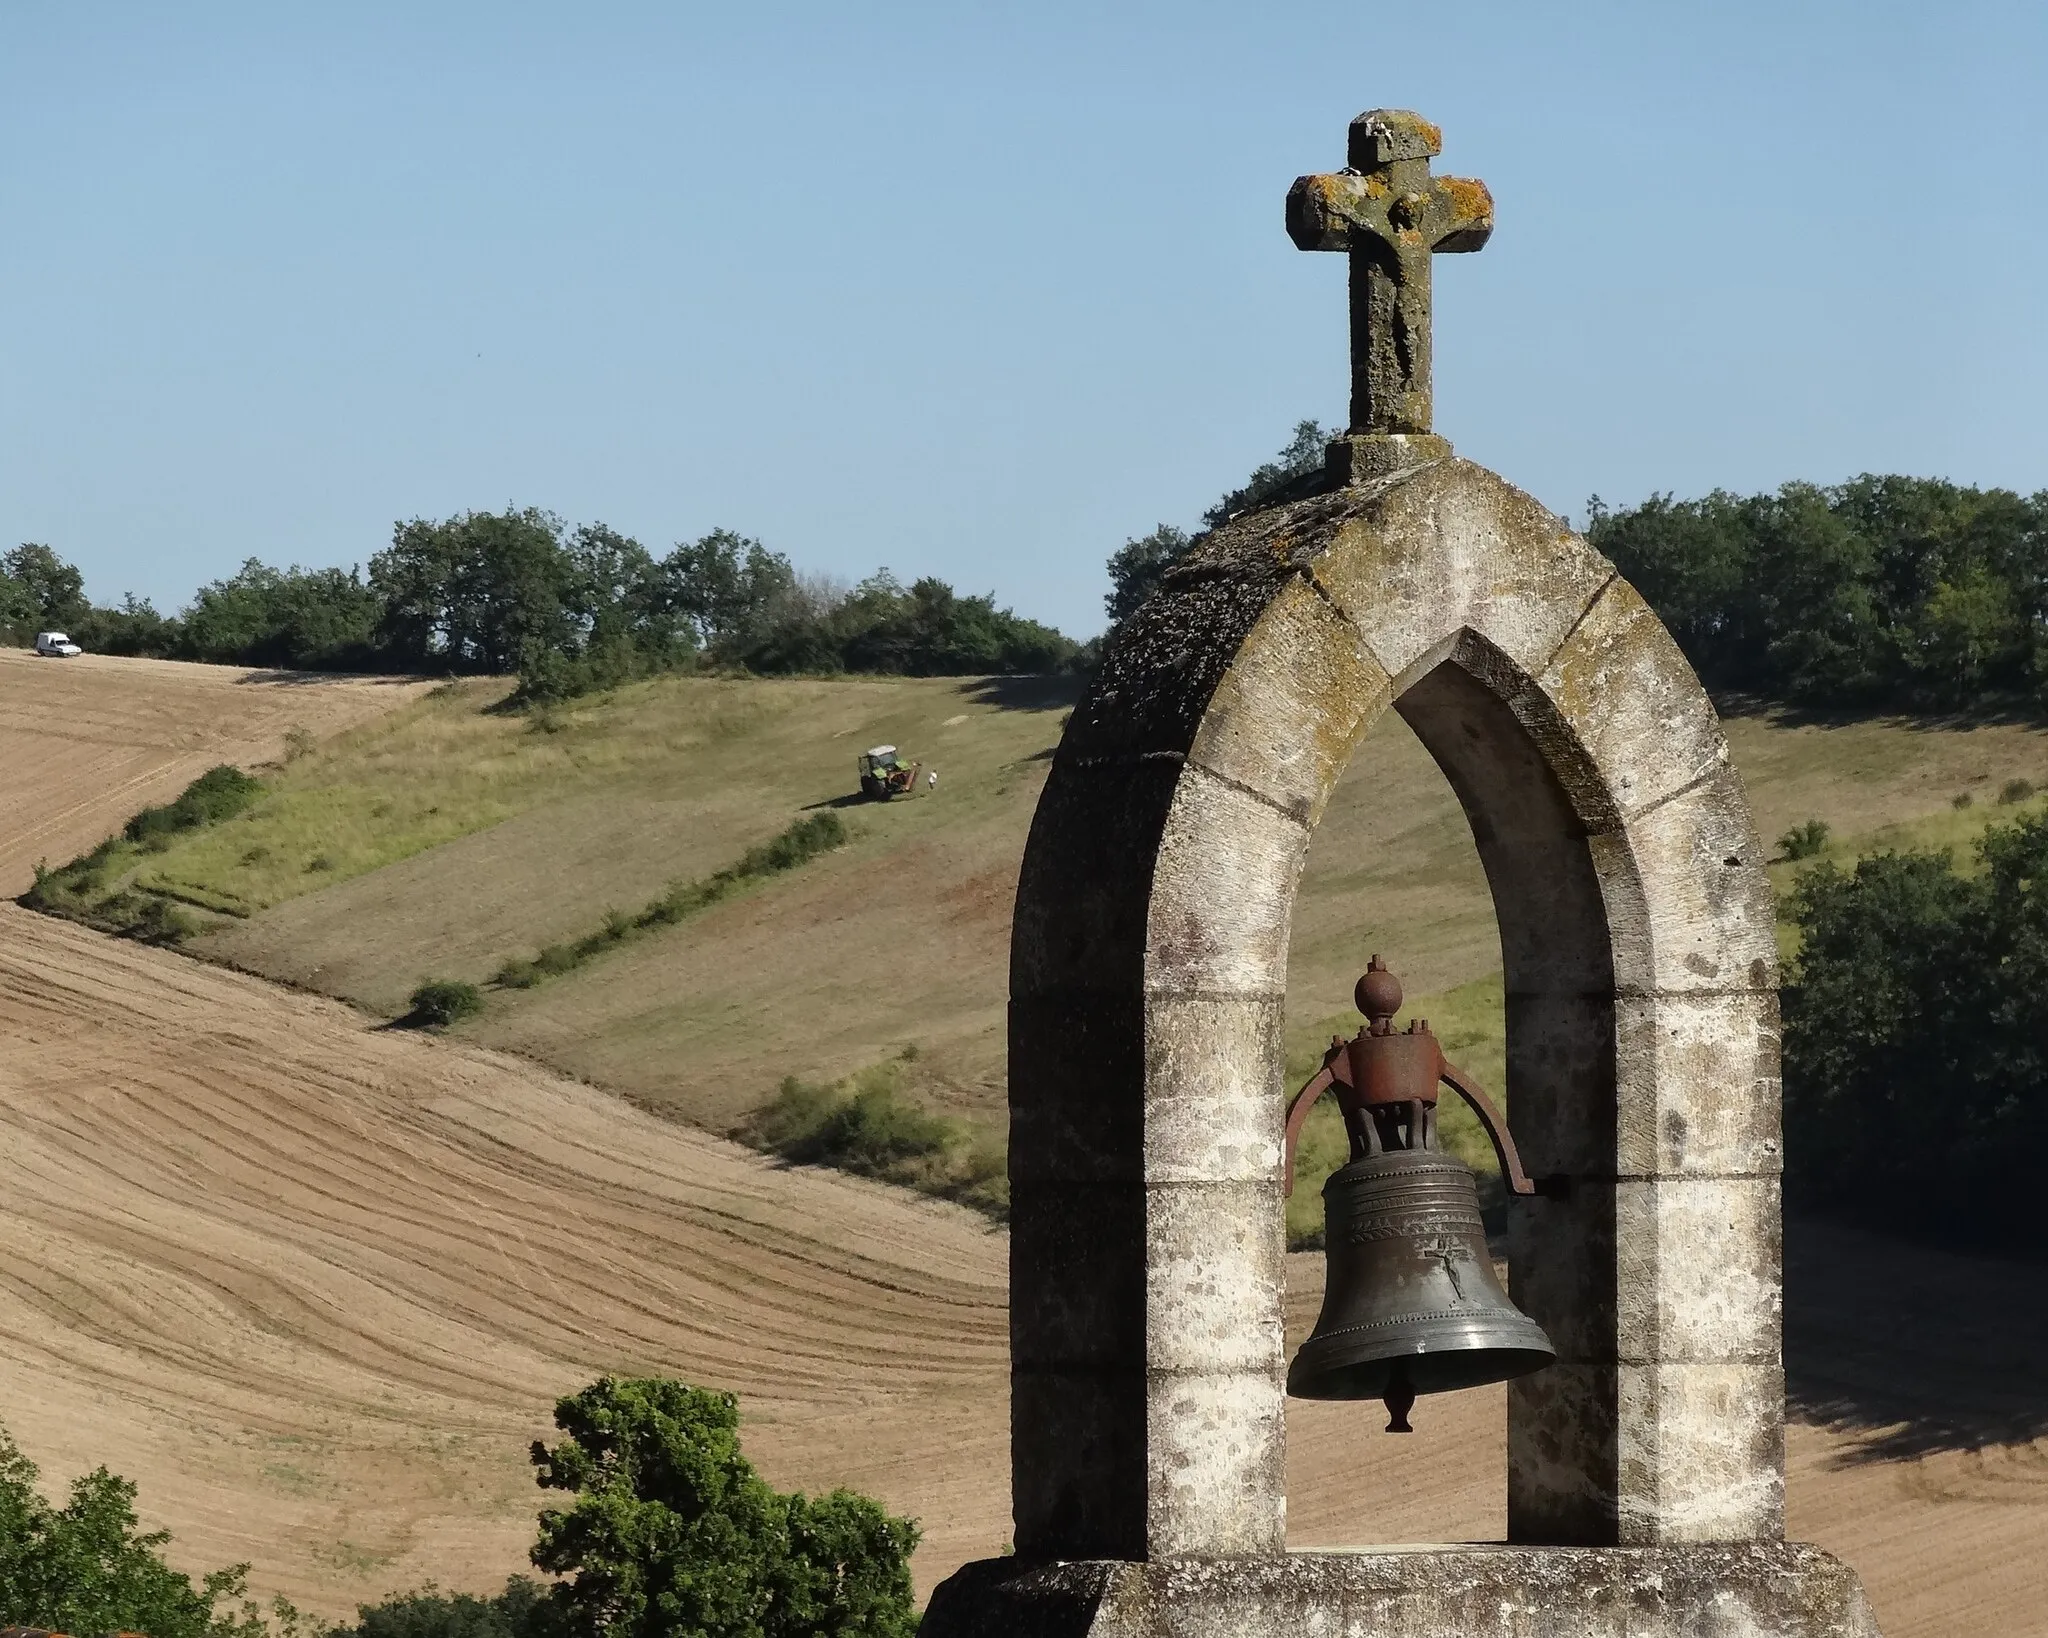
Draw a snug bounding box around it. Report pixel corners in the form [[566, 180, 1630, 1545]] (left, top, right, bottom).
[[1356, 956, 1402, 1027]]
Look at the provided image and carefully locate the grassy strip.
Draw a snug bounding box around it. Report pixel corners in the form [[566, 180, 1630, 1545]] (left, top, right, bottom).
[[493, 811, 846, 989], [736, 1053, 1008, 1220], [23, 765, 264, 943]]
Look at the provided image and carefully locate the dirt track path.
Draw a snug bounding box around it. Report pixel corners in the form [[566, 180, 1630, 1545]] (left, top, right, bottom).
[[2, 906, 2044, 1634], [0, 649, 430, 896]]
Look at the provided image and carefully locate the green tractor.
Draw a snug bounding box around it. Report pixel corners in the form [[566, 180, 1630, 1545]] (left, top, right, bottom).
[[858, 745, 921, 800]]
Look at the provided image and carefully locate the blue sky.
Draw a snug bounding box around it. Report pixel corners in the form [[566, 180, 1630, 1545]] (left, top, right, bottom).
[[4, 1, 2044, 638]]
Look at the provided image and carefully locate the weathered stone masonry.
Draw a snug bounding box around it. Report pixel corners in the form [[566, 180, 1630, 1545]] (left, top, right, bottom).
[[932, 103, 1876, 1638]]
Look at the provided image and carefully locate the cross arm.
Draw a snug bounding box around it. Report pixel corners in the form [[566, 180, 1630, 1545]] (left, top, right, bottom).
[[1286, 171, 1495, 258]]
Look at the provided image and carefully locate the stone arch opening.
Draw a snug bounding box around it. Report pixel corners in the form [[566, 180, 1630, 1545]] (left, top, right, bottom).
[[1280, 638, 1611, 1544], [1008, 457, 1782, 1562]]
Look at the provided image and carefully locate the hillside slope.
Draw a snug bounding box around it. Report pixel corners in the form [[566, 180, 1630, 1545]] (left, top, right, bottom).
[[0, 648, 429, 897], [1, 905, 2044, 1637], [142, 670, 2048, 1140]]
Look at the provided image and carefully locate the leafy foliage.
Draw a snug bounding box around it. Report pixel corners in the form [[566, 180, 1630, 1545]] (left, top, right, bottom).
[[0, 543, 90, 637], [332, 1578, 565, 1638], [125, 765, 265, 849], [406, 980, 484, 1028], [0, 1424, 275, 1638], [1102, 526, 1190, 628], [10, 520, 1081, 690], [23, 766, 263, 944], [1588, 475, 2048, 710], [1782, 809, 2048, 1246], [183, 562, 385, 670], [1102, 420, 1330, 631], [1777, 819, 1832, 861], [1199, 418, 1329, 527], [527, 1378, 919, 1638], [740, 1055, 1007, 1219]]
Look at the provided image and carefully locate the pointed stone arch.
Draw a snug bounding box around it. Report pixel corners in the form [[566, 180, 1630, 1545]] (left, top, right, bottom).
[[1009, 455, 1783, 1559]]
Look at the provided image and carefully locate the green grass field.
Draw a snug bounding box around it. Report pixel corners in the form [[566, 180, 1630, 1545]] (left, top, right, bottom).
[[29, 663, 2048, 1235]]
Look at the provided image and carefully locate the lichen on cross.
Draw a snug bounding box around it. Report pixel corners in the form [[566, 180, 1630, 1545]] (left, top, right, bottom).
[[1288, 109, 1493, 438]]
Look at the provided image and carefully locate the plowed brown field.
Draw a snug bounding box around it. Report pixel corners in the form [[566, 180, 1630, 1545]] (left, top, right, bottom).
[[3, 906, 2046, 1635], [0, 648, 429, 896]]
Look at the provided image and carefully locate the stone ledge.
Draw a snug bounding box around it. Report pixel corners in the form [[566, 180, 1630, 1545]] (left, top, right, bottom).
[[923, 1546, 1879, 1638]]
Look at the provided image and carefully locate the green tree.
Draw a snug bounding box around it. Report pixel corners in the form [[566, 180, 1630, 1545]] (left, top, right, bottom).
[[1200, 419, 1329, 526], [0, 1425, 269, 1638], [1102, 419, 1331, 634], [336, 1578, 565, 1638], [180, 560, 383, 669], [1103, 525, 1191, 627], [528, 1378, 917, 1638], [1782, 811, 2048, 1245], [2, 543, 89, 628], [661, 530, 799, 655], [1591, 474, 2048, 711], [372, 509, 578, 672]]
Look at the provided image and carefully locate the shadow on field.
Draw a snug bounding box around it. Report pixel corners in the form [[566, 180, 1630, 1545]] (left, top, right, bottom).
[[961, 674, 1086, 713], [1713, 692, 2048, 735], [1786, 1216, 2048, 1462], [231, 668, 438, 689]]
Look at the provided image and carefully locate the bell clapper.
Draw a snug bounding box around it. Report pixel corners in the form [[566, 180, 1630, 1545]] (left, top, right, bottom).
[[1383, 1365, 1416, 1434]]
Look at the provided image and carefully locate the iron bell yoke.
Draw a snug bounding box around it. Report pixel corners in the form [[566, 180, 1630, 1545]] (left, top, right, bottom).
[[1284, 957, 1560, 1431]]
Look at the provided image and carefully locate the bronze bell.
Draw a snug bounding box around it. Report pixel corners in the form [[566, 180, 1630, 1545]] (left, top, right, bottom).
[[1283, 957, 1557, 1431]]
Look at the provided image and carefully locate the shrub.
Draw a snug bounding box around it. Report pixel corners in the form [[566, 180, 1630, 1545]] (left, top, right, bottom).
[[406, 980, 483, 1028], [1952, 791, 1975, 810], [742, 1062, 1008, 1219], [331, 1578, 563, 1638], [124, 766, 263, 848], [1998, 776, 2035, 805], [529, 1377, 918, 1638], [1777, 818, 1832, 861]]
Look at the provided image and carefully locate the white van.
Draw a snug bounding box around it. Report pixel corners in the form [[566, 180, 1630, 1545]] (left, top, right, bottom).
[[33, 631, 83, 657]]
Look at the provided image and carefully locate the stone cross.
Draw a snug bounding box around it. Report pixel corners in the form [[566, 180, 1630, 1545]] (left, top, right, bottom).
[[1287, 108, 1493, 437]]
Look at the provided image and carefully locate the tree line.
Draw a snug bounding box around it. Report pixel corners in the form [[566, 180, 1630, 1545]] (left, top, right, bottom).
[[1587, 476, 2048, 711], [0, 519, 1082, 700], [1781, 809, 2048, 1249]]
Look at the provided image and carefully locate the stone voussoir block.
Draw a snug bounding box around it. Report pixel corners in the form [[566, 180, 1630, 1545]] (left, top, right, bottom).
[[1308, 461, 1615, 687], [1141, 1367, 1287, 1557], [1008, 1180, 1144, 1368], [1012, 757, 1180, 999], [1507, 1184, 1618, 1363], [1144, 765, 1308, 998], [1507, 1360, 1621, 1544], [1533, 573, 1732, 824], [1500, 989, 1620, 1177], [1593, 764, 1778, 996], [1616, 1358, 1786, 1543], [1184, 572, 1392, 827]]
